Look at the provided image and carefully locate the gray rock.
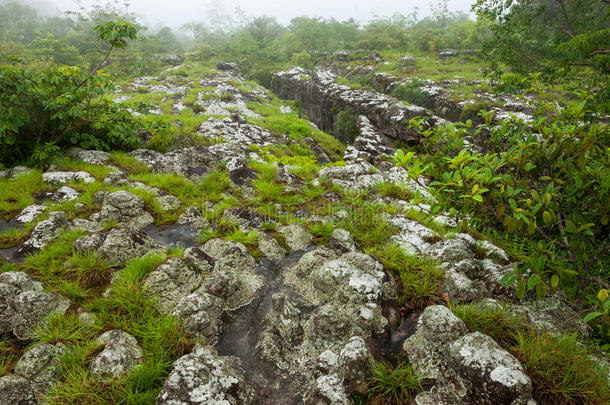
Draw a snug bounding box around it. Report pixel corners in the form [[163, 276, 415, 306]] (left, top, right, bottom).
[[200, 239, 263, 311], [11, 290, 70, 340], [157, 345, 253, 404], [157, 194, 182, 212], [305, 374, 351, 405], [73, 233, 107, 253], [0, 374, 36, 405], [15, 205, 48, 224], [278, 224, 312, 251], [14, 343, 64, 397], [100, 191, 153, 228], [339, 336, 372, 393], [329, 228, 358, 252], [0, 272, 43, 291], [173, 291, 225, 342], [67, 148, 111, 165], [53, 186, 79, 201], [258, 233, 286, 263], [97, 227, 160, 266], [42, 171, 95, 185], [177, 207, 211, 231], [93, 190, 109, 206], [389, 215, 438, 255], [403, 305, 468, 381], [144, 258, 203, 313], [439, 49, 459, 58], [22, 211, 69, 250], [216, 61, 239, 71], [103, 171, 129, 186], [182, 247, 215, 274], [447, 332, 533, 405], [90, 330, 143, 379]]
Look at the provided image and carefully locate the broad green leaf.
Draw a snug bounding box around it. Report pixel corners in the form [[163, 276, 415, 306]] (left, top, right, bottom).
[[582, 312, 603, 324], [516, 278, 526, 299]]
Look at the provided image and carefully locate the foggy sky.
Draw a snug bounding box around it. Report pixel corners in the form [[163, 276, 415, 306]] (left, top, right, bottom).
[[52, 0, 476, 28]]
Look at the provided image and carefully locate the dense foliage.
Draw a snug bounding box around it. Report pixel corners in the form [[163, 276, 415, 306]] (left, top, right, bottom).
[[0, 18, 141, 166], [395, 81, 609, 341], [473, 0, 609, 108]]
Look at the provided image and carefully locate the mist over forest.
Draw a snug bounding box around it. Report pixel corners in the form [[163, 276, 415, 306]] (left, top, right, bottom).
[[0, 1, 608, 404]]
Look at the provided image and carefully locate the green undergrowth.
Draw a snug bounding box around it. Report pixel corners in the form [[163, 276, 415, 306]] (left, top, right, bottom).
[[0, 169, 47, 219], [452, 302, 610, 404], [367, 242, 444, 308], [353, 358, 422, 405], [44, 253, 193, 405]]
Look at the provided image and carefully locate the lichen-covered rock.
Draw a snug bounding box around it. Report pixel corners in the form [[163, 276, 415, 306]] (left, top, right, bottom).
[[200, 239, 263, 311], [51, 186, 79, 202], [258, 232, 286, 263], [97, 227, 160, 266], [0, 273, 61, 340], [130, 146, 217, 182], [177, 207, 211, 232], [0, 374, 36, 405], [173, 291, 225, 342], [403, 305, 468, 381], [14, 204, 48, 224], [403, 306, 534, 405], [73, 232, 107, 252], [90, 330, 143, 379], [278, 224, 312, 251], [304, 374, 351, 405], [42, 171, 95, 185], [103, 171, 129, 186], [329, 228, 358, 253], [66, 148, 111, 165], [223, 208, 268, 230], [22, 211, 69, 250], [157, 194, 182, 212], [14, 343, 64, 398], [11, 290, 70, 340], [446, 332, 533, 405], [157, 345, 253, 404], [339, 336, 373, 393], [389, 215, 438, 255], [100, 191, 153, 228], [144, 257, 203, 312]]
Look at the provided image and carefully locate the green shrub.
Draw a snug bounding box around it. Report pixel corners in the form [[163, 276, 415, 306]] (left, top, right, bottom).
[[398, 84, 609, 339], [333, 108, 359, 143], [0, 20, 141, 166], [392, 79, 434, 109]]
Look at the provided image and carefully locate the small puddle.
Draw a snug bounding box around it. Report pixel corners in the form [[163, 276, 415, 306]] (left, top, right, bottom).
[[142, 223, 200, 248], [0, 220, 24, 264], [216, 248, 313, 404]]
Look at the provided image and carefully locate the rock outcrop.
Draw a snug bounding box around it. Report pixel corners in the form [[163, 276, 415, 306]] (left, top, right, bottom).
[[274, 66, 445, 144]]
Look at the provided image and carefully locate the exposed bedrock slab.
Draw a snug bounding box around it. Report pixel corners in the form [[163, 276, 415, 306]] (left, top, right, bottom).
[[273, 66, 445, 144]]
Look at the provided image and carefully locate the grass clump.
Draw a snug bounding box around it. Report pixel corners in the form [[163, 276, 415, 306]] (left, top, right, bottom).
[[367, 242, 443, 307], [450, 301, 529, 346], [513, 333, 610, 405], [0, 169, 47, 219], [0, 336, 16, 376], [355, 359, 422, 404]]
